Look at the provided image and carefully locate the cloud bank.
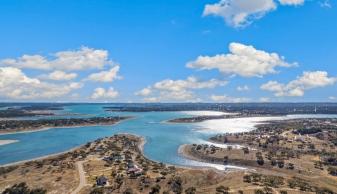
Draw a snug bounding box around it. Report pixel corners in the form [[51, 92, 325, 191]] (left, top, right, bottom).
[[187, 42, 294, 77], [136, 76, 228, 102], [261, 71, 336, 96], [0, 47, 112, 71]]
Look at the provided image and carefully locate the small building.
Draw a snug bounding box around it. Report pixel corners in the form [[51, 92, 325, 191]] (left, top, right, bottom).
[[127, 161, 135, 169], [127, 162, 143, 176], [96, 176, 108, 186], [103, 153, 123, 162]]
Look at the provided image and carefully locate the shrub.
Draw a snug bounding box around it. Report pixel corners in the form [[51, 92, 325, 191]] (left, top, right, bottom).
[[149, 184, 161, 194], [216, 185, 229, 194], [185, 187, 196, 194], [327, 167, 337, 176], [254, 189, 264, 194], [2, 182, 46, 194]]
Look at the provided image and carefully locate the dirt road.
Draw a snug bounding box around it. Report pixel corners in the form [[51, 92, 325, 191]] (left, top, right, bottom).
[[71, 160, 87, 194]]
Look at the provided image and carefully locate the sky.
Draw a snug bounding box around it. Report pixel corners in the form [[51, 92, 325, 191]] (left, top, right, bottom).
[[0, 0, 336, 103]]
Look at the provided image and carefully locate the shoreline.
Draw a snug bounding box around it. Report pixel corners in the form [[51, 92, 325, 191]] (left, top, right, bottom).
[[166, 113, 337, 124], [166, 113, 283, 124], [0, 144, 82, 167], [0, 140, 19, 146], [0, 117, 132, 135], [177, 144, 249, 172]]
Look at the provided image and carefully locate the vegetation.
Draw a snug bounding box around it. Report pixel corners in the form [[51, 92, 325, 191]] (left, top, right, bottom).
[[2, 182, 46, 194], [0, 116, 129, 133]]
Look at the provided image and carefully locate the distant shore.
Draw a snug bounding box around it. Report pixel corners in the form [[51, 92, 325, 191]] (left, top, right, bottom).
[[167, 113, 283, 123], [0, 116, 131, 135]]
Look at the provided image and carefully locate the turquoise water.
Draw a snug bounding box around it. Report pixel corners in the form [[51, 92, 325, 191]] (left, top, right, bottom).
[[1, 104, 336, 169], [0, 105, 209, 166]]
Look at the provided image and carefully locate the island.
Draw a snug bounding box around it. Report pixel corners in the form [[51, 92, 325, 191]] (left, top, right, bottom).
[[0, 116, 131, 134], [167, 113, 277, 123], [0, 103, 65, 118]]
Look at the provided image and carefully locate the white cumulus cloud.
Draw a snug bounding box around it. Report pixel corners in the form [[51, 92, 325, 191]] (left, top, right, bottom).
[[91, 87, 119, 100], [187, 42, 294, 77], [136, 76, 227, 102], [0, 47, 112, 71], [237, 85, 250, 91], [86, 66, 121, 82], [44, 70, 77, 81], [0, 67, 82, 100], [211, 94, 251, 102], [261, 71, 336, 97], [203, 0, 306, 28], [279, 0, 304, 6], [329, 96, 336, 100], [135, 87, 152, 96], [153, 76, 228, 92]]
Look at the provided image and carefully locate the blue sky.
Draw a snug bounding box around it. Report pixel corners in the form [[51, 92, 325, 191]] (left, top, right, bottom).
[[0, 0, 336, 102]]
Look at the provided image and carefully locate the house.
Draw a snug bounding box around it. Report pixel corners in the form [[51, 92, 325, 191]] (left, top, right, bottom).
[[127, 161, 135, 169], [103, 153, 123, 162], [112, 153, 123, 161], [128, 166, 143, 176], [127, 162, 143, 176], [96, 176, 108, 186]]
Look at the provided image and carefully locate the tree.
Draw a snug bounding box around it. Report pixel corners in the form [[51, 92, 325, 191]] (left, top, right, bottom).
[[270, 159, 277, 166], [149, 184, 161, 194], [242, 147, 249, 154], [254, 189, 264, 194], [123, 188, 133, 194], [256, 152, 264, 165], [216, 186, 229, 194], [243, 175, 251, 183], [170, 176, 183, 194], [287, 163, 294, 170], [223, 156, 229, 164], [263, 186, 273, 194], [277, 160, 284, 168], [185, 187, 196, 194], [2, 182, 46, 194], [327, 167, 337, 176]]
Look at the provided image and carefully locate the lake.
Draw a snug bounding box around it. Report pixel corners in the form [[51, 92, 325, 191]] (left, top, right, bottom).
[[1, 104, 336, 170]]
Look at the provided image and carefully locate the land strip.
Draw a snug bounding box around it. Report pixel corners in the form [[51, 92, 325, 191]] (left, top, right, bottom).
[[0, 116, 131, 134]]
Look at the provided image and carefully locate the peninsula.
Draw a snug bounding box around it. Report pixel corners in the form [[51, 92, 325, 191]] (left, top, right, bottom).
[[0, 116, 130, 134]]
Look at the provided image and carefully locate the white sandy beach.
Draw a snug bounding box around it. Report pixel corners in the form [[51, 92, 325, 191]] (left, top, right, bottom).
[[181, 111, 237, 116], [0, 139, 19, 146], [192, 114, 337, 134]]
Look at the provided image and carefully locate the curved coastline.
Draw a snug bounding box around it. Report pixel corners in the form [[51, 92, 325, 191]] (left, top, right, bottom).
[[2, 113, 337, 170], [0, 116, 133, 135]]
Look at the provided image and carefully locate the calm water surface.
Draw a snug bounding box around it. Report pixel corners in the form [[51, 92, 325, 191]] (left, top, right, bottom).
[[1, 104, 336, 169]]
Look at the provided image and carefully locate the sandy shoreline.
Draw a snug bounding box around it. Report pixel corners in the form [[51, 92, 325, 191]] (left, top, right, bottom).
[[0, 140, 19, 146], [1, 132, 143, 168], [0, 118, 132, 135], [178, 144, 209, 164], [0, 132, 249, 175], [0, 144, 82, 167], [178, 144, 250, 171]]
